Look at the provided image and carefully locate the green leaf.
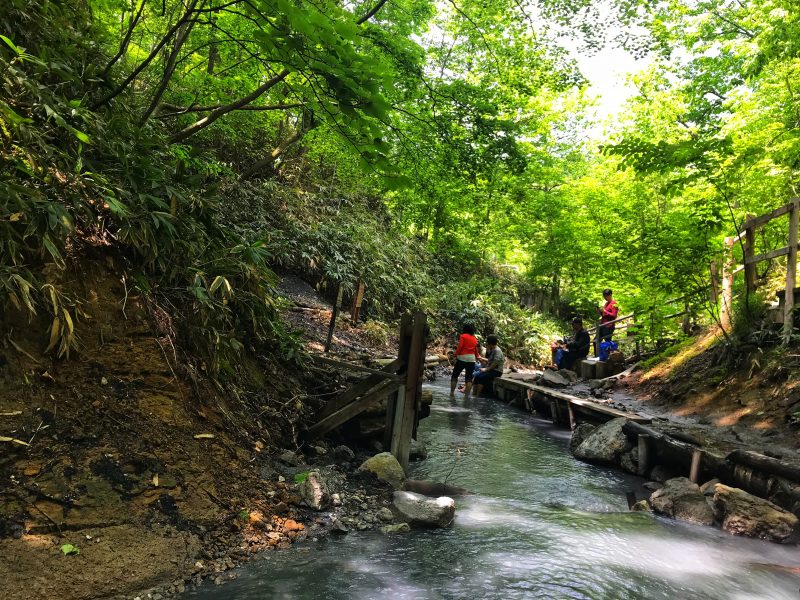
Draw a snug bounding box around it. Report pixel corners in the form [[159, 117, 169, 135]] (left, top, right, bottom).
[[72, 129, 91, 144], [293, 471, 309, 484], [0, 34, 21, 55], [60, 544, 80, 555]]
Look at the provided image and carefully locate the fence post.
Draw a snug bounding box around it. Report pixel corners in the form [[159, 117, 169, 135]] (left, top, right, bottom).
[[324, 284, 344, 352], [744, 217, 756, 294], [720, 236, 734, 331], [350, 280, 366, 323], [784, 202, 799, 345]]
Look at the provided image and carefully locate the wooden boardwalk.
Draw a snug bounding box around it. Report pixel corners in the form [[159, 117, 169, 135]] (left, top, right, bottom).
[[493, 377, 651, 427]]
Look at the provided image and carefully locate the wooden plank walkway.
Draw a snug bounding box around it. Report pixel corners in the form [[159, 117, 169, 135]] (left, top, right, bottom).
[[493, 378, 651, 425]]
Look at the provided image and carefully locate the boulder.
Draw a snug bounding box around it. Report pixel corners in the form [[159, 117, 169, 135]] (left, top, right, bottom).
[[298, 470, 329, 510], [568, 423, 596, 455], [649, 477, 714, 526], [712, 484, 799, 543], [409, 438, 428, 461], [632, 500, 652, 512], [648, 465, 679, 483], [539, 369, 570, 388], [377, 507, 394, 522], [620, 448, 639, 474], [358, 452, 405, 489], [642, 481, 663, 492], [380, 523, 410, 534], [332, 445, 355, 463], [700, 479, 720, 496], [402, 479, 470, 497], [421, 390, 434, 405], [392, 491, 455, 528], [561, 369, 579, 383], [574, 418, 632, 464]]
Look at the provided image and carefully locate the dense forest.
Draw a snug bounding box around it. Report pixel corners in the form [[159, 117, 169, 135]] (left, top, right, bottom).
[[3, 0, 799, 369]]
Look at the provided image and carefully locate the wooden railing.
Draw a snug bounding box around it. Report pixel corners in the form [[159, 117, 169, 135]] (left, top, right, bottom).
[[720, 198, 800, 344]]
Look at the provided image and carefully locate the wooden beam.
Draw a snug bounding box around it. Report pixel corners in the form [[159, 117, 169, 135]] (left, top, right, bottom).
[[384, 314, 412, 450], [309, 355, 405, 381], [727, 449, 800, 484], [744, 200, 797, 230], [392, 311, 426, 472], [745, 245, 792, 265], [316, 356, 405, 421], [306, 379, 400, 440], [493, 379, 652, 423]]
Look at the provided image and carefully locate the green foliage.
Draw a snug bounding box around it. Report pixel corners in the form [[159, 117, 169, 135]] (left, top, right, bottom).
[[360, 321, 392, 347], [60, 543, 79, 555], [293, 471, 309, 484], [429, 273, 564, 365], [641, 336, 695, 370]]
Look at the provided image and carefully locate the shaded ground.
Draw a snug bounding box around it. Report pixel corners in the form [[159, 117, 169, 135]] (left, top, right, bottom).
[[0, 263, 392, 599]]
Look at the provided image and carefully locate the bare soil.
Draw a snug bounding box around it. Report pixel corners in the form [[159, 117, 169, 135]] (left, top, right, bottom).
[[0, 261, 394, 599]]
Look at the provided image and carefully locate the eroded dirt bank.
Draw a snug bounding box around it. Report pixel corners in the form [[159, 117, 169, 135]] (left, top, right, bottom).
[[0, 261, 396, 600]]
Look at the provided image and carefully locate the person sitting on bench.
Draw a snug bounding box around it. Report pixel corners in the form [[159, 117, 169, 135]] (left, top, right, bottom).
[[551, 317, 590, 371], [472, 335, 504, 397]]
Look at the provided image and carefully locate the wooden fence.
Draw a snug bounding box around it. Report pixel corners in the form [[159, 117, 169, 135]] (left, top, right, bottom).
[[720, 198, 799, 344], [308, 311, 427, 471]]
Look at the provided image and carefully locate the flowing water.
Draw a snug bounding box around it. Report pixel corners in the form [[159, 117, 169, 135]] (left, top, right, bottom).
[[187, 382, 800, 599]]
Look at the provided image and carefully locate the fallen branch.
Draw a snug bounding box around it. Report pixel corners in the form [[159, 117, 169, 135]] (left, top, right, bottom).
[[0, 436, 29, 446]]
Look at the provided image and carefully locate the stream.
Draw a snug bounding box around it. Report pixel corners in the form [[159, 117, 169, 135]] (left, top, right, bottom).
[[186, 381, 800, 599]]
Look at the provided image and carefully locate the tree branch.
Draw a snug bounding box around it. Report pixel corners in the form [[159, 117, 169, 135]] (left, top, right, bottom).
[[157, 101, 303, 118], [101, 0, 147, 80], [169, 68, 291, 142]]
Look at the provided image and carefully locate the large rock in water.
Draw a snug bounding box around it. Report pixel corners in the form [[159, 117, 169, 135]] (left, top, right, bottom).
[[392, 491, 455, 528], [298, 470, 329, 510], [712, 484, 799, 542], [649, 477, 715, 526], [358, 452, 405, 489], [568, 423, 596, 455], [574, 418, 632, 464]]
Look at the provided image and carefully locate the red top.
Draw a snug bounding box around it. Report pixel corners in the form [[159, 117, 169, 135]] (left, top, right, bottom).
[[455, 333, 480, 360], [601, 299, 619, 324]]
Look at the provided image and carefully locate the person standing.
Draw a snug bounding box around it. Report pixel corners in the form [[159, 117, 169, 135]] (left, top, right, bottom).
[[450, 323, 480, 397], [472, 335, 504, 397], [598, 288, 619, 342]]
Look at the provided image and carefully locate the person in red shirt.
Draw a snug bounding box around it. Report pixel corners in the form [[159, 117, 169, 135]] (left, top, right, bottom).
[[450, 323, 480, 397], [598, 288, 619, 341]]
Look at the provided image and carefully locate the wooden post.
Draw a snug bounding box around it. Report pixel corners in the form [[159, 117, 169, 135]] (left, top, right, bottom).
[[784, 202, 799, 345], [350, 280, 366, 324], [567, 402, 576, 431], [709, 260, 720, 305], [549, 400, 558, 424], [384, 314, 412, 450], [637, 434, 651, 477], [744, 219, 756, 294], [391, 311, 426, 472], [720, 236, 735, 331], [633, 312, 641, 358], [689, 449, 702, 484], [324, 284, 343, 353], [681, 300, 691, 335]]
